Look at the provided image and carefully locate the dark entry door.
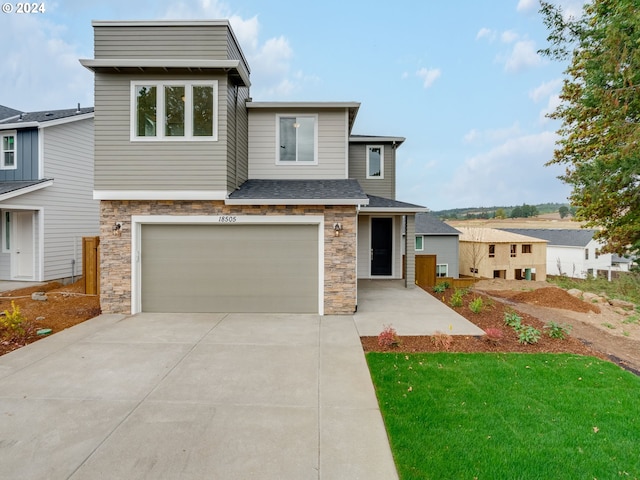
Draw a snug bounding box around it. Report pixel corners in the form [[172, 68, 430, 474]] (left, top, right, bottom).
[[371, 217, 393, 276]]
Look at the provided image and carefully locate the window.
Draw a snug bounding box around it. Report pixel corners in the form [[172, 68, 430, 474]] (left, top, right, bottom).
[[510, 244, 517, 257], [366, 145, 384, 178], [436, 264, 448, 278], [585, 249, 589, 260], [131, 81, 217, 141], [277, 114, 317, 163], [489, 244, 495, 258], [415, 236, 424, 251], [1, 131, 16, 170], [522, 244, 532, 254]]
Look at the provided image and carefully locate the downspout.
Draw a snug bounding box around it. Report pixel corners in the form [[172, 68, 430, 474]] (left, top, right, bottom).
[[234, 85, 239, 189]]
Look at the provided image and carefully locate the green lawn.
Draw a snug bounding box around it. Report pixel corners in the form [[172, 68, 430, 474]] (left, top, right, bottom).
[[366, 353, 640, 480]]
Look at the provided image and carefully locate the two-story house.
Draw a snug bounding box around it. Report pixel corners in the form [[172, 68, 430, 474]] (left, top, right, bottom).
[[457, 227, 547, 281], [80, 20, 425, 316], [0, 105, 97, 282]]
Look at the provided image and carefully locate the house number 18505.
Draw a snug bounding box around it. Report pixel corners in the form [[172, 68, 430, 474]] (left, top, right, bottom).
[[218, 216, 237, 223]]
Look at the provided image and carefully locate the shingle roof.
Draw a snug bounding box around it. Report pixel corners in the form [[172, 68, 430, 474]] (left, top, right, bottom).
[[0, 105, 22, 121], [0, 106, 94, 125], [500, 228, 597, 247], [457, 227, 547, 243], [365, 195, 425, 210], [227, 179, 368, 202], [0, 179, 52, 196], [415, 212, 460, 235]]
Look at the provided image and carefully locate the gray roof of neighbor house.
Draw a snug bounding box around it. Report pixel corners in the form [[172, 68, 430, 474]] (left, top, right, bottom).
[[500, 228, 598, 247], [226, 179, 369, 205], [0, 105, 22, 121], [415, 212, 460, 236], [0, 106, 94, 126]]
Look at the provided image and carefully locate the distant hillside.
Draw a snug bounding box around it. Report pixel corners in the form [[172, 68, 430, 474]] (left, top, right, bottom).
[[433, 203, 573, 220]]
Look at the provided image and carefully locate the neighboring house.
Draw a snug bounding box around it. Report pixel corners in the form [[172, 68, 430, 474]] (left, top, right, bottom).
[[413, 212, 460, 279], [0, 104, 97, 282], [457, 227, 547, 281], [80, 20, 425, 316], [500, 228, 614, 279]]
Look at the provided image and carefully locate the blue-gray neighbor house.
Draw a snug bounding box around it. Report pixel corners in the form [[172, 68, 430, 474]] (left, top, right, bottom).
[[0, 105, 98, 282], [414, 212, 460, 279]]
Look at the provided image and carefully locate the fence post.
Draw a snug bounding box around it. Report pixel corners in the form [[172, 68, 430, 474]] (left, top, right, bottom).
[[83, 236, 100, 295]]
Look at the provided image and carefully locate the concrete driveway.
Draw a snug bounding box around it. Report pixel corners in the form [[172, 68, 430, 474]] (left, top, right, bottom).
[[0, 313, 398, 480]]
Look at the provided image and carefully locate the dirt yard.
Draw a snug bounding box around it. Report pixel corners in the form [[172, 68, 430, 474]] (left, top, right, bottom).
[[362, 278, 640, 375], [0, 281, 100, 356]]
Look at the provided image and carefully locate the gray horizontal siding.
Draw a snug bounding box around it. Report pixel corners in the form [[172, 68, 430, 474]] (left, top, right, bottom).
[[348, 143, 395, 199], [226, 85, 250, 191], [0, 128, 38, 181], [94, 73, 230, 191], [248, 108, 348, 179], [94, 25, 229, 59], [419, 235, 459, 279]]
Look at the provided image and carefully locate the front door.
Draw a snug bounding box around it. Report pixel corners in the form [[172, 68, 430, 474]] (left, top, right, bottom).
[[371, 217, 393, 276], [12, 211, 34, 279]]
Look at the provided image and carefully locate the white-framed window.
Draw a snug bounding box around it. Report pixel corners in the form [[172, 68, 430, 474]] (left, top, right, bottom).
[[1, 131, 17, 170], [366, 145, 384, 179], [131, 81, 218, 141], [436, 264, 448, 278], [415, 235, 424, 251], [276, 114, 318, 164]]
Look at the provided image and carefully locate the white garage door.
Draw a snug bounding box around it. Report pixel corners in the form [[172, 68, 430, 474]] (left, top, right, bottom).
[[141, 223, 319, 313]]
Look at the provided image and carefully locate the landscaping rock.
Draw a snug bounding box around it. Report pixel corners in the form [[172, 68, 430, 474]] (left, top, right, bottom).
[[582, 292, 604, 303], [609, 299, 635, 310], [567, 288, 583, 298], [31, 292, 47, 301]]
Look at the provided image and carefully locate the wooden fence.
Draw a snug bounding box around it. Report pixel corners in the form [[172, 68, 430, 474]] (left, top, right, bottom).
[[415, 255, 480, 290], [83, 236, 100, 295]]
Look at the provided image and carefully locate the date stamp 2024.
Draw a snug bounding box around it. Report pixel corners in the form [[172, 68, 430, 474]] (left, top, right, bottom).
[[2, 2, 46, 14]]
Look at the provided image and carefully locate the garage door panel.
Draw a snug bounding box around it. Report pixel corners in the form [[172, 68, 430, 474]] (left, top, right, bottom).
[[141, 223, 319, 313]]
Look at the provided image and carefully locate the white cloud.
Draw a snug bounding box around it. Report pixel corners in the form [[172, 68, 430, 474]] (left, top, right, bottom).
[[504, 39, 543, 73], [464, 129, 480, 143], [463, 123, 522, 144], [516, 0, 538, 13], [440, 131, 570, 207], [501, 30, 519, 43], [476, 27, 496, 41], [416, 67, 441, 89], [0, 15, 93, 111], [529, 78, 563, 103]]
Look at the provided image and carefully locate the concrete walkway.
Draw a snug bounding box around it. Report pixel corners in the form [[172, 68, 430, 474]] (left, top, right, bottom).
[[355, 280, 486, 337], [0, 312, 398, 480]]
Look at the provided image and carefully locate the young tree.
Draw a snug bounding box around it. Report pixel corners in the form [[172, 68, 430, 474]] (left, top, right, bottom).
[[540, 0, 640, 256], [558, 206, 569, 218]]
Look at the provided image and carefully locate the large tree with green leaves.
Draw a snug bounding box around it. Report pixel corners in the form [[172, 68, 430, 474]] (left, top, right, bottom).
[[540, 0, 640, 256]]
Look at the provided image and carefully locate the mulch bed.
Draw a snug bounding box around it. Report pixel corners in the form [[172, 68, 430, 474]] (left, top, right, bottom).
[[361, 287, 608, 361]]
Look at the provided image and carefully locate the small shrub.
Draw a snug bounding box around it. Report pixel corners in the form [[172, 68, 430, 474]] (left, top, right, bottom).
[[469, 297, 484, 314], [378, 324, 400, 348], [504, 310, 523, 329], [449, 289, 464, 308], [484, 327, 503, 342], [622, 314, 639, 325], [433, 283, 448, 293], [544, 321, 572, 339], [518, 325, 541, 344], [432, 331, 453, 351], [1, 301, 24, 334]]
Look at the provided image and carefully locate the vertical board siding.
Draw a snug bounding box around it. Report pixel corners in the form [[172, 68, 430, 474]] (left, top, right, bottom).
[[4, 118, 99, 280], [94, 25, 229, 59], [248, 109, 348, 179], [0, 129, 39, 182], [421, 236, 460, 279], [348, 143, 396, 198], [94, 73, 229, 191]]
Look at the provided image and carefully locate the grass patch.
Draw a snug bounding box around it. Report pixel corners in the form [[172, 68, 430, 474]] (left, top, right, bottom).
[[548, 273, 640, 305], [367, 353, 640, 479]]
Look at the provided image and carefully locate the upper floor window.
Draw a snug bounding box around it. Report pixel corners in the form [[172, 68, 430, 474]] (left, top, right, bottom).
[[522, 244, 532, 254], [366, 145, 384, 179], [488, 244, 495, 258], [1, 131, 16, 170], [277, 114, 317, 164], [585, 248, 589, 260], [131, 81, 217, 141], [510, 244, 517, 257]]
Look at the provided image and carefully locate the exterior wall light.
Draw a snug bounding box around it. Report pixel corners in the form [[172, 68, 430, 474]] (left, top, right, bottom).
[[334, 223, 343, 237]]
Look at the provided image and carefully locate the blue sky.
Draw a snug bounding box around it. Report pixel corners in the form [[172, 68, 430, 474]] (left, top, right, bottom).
[[0, 0, 586, 210]]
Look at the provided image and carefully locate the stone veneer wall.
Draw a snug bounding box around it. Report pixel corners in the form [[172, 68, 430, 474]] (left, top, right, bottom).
[[100, 200, 357, 315]]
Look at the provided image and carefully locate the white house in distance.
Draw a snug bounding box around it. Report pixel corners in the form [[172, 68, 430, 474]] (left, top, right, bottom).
[[500, 229, 613, 279]]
